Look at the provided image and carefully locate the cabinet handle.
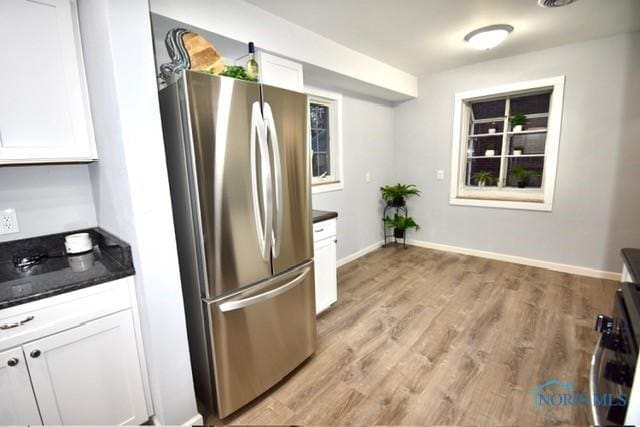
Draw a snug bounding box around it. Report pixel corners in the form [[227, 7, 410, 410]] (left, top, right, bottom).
[[30, 350, 41, 358], [0, 315, 35, 330], [315, 228, 324, 233], [7, 358, 19, 367]]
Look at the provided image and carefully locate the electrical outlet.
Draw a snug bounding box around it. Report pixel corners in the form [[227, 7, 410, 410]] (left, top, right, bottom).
[[436, 170, 445, 180], [365, 172, 371, 183], [0, 209, 19, 235]]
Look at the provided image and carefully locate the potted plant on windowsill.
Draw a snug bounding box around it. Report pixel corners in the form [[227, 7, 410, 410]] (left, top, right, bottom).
[[513, 145, 524, 156], [488, 121, 497, 134], [509, 165, 540, 188], [484, 144, 496, 157], [472, 170, 495, 188], [383, 214, 420, 239], [380, 183, 421, 207], [511, 113, 527, 132]]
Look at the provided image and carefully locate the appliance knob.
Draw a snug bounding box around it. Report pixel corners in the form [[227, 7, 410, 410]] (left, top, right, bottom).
[[595, 314, 614, 334], [604, 360, 632, 387]]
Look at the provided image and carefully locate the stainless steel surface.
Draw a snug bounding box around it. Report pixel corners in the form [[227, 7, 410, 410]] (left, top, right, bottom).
[[206, 261, 316, 418], [7, 357, 18, 367], [261, 84, 313, 273], [185, 72, 273, 297], [29, 350, 40, 358], [250, 101, 273, 261], [219, 262, 312, 312], [0, 315, 34, 330], [589, 336, 603, 426], [262, 103, 284, 258]]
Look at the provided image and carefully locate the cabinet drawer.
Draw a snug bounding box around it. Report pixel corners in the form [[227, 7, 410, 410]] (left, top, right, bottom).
[[0, 279, 131, 351], [313, 219, 336, 242]]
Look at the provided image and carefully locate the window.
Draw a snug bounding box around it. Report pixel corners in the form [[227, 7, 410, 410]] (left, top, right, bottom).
[[307, 87, 343, 193], [450, 77, 565, 211]]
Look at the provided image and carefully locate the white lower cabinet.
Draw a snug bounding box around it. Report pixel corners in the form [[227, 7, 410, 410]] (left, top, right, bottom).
[[0, 347, 41, 425], [0, 278, 151, 425], [23, 310, 148, 425], [313, 218, 338, 314]]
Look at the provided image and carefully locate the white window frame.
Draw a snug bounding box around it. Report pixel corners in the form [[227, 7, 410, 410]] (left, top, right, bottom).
[[306, 86, 344, 194], [449, 76, 565, 211]]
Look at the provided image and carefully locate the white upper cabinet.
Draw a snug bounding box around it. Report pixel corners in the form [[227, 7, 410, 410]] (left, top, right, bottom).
[[258, 52, 304, 92], [0, 0, 97, 164]]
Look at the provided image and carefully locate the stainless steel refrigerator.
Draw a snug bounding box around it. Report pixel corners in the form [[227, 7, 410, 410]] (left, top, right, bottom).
[[159, 71, 316, 418]]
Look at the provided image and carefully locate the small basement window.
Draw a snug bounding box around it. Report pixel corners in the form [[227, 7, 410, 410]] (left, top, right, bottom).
[[449, 77, 565, 211]]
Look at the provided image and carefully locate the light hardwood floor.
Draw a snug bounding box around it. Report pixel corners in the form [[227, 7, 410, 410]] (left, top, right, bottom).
[[207, 246, 619, 425]]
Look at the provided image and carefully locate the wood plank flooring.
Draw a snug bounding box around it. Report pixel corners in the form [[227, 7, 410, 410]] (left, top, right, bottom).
[[207, 246, 619, 425]]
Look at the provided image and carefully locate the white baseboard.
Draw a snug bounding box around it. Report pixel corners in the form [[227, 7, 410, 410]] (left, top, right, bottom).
[[337, 240, 384, 267], [407, 239, 621, 281], [182, 413, 204, 426]]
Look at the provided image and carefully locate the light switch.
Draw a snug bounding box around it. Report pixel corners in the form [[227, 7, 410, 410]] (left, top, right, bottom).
[[436, 170, 445, 180], [365, 172, 371, 183]]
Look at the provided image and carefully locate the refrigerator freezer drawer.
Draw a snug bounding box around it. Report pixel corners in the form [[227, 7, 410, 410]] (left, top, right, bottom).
[[206, 261, 317, 418]]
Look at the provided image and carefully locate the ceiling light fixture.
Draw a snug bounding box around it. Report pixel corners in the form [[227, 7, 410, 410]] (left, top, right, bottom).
[[537, 0, 578, 8], [464, 24, 514, 50]]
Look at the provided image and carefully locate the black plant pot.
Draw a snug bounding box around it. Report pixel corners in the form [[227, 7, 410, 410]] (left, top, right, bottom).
[[394, 228, 405, 239], [389, 198, 406, 208], [517, 179, 529, 188]]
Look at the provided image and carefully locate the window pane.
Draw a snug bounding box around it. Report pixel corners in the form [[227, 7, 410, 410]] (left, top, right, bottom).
[[509, 133, 546, 155], [468, 135, 503, 157], [310, 103, 329, 129], [506, 157, 544, 188], [466, 157, 500, 187], [471, 99, 505, 120], [312, 153, 330, 178], [510, 92, 551, 116]]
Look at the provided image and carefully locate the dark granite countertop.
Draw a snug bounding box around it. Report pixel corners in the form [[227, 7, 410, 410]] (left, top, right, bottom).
[[312, 210, 338, 223], [0, 228, 134, 310], [622, 248, 640, 283]]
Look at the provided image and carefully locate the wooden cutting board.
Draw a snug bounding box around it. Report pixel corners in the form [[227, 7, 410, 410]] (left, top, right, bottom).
[[181, 32, 225, 75]]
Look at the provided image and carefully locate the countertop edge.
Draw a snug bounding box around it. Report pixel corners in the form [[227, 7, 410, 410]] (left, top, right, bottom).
[[622, 248, 640, 283], [312, 210, 338, 223]]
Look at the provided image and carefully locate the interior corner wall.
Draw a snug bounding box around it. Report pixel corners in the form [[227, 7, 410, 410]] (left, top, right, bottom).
[[312, 94, 395, 260], [78, 0, 199, 424], [393, 32, 640, 273]]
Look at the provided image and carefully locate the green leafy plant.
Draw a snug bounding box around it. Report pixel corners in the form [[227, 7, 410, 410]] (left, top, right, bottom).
[[472, 170, 495, 186], [486, 143, 496, 150], [384, 214, 420, 238], [513, 145, 524, 152], [509, 165, 540, 188], [511, 113, 527, 128], [217, 65, 257, 82], [380, 183, 421, 207]]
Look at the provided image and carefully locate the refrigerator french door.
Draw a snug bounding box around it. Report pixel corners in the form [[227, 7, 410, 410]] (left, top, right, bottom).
[[159, 71, 316, 418]]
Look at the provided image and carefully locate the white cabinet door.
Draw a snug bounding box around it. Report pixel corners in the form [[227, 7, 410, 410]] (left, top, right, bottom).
[[0, 0, 97, 163], [314, 237, 337, 314], [23, 310, 148, 425], [258, 52, 304, 92], [0, 347, 42, 425]]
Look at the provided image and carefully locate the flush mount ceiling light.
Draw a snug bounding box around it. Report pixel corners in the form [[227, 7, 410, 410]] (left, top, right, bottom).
[[464, 24, 514, 50], [537, 0, 578, 7]]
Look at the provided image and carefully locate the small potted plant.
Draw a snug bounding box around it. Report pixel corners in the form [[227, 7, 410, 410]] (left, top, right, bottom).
[[511, 113, 527, 132], [380, 183, 421, 207], [488, 121, 497, 134], [472, 170, 495, 187], [509, 165, 540, 188], [383, 214, 420, 239], [485, 144, 496, 157], [513, 145, 524, 156]]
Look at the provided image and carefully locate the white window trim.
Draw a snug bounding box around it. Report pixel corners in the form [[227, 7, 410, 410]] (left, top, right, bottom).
[[306, 86, 344, 194], [449, 76, 565, 211]]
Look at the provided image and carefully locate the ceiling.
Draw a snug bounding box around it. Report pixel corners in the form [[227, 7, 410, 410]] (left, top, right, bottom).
[[244, 0, 640, 76]]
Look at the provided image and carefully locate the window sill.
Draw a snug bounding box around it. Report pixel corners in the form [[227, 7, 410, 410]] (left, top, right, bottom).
[[312, 180, 344, 194], [450, 196, 552, 211]]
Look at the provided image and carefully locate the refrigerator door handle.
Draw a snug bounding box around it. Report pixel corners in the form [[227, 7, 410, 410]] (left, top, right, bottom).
[[250, 102, 273, 261], [263, 102, 284, 258], [218, 265, 311, 312]]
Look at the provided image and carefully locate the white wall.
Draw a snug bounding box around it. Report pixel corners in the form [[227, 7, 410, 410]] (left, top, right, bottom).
[[312, 95, 395, 260], [78, 0, 200, 424], [0, 164, 96, 242], [394, 32, 640, 273]]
